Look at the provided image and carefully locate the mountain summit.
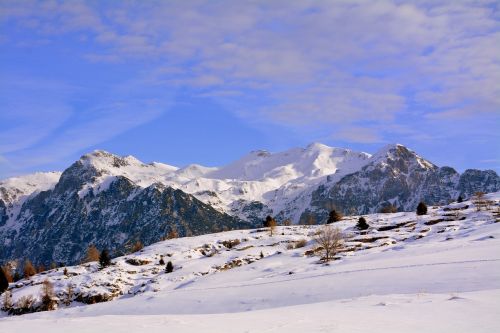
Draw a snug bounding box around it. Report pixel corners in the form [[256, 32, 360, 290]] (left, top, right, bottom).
[[0, 143, 498, 266]]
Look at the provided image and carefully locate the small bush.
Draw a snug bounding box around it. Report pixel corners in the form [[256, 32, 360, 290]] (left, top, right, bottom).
[[63, 267, 68, 276], [165, 261, 173, 273], [159, 256, 165, 265], [221, 239, 241, 249], [17, 294, 36, 313], [416, 202, 428, 215], [1, 290, 12, 311]]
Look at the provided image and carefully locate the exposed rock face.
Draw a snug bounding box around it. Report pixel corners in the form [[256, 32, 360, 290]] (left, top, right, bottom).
[[1, 144, 498, 266], [303, 145, 500, 223], [0, 157, 251, 266]]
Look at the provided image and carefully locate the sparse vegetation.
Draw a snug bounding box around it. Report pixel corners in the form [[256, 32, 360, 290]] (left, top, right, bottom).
[[221, 239, 241, 248], [1, 290, 12, 311], [16, 294, 36, 314], [314, 225, 344, 262], [417, 202, 428, 215]]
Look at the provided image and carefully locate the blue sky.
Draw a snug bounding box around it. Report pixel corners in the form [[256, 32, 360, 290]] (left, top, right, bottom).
[[0, 0, 499, 178]]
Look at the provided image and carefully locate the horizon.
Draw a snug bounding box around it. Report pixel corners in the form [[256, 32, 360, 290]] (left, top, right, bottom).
[[1, 141, 495, 181], [1, 1, 499, 178]]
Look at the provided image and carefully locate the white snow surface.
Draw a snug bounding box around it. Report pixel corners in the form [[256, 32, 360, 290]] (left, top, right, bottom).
[[1, 143, 373, 222], [1, 193, 499, 332]]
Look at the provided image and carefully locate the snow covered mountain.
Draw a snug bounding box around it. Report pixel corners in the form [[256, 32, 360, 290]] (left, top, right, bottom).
[[1, 193, 499, 332], [0, 143, 498, 267]]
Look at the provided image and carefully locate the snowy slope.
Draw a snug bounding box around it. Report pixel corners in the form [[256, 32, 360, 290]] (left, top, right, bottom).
[[1, 193, 499, 332], [0, 171, 62, 231], [0, 143, 372, 225]]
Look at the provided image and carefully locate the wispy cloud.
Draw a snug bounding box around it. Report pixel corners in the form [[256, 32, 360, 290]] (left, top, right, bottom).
[[0, 0, 499, 176]]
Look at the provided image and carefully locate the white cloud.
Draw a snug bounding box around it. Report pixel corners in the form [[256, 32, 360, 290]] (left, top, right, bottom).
[[1, 0, 499, 173]]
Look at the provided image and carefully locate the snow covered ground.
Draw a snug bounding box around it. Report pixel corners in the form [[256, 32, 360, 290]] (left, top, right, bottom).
[[1, 193, 499, 332]]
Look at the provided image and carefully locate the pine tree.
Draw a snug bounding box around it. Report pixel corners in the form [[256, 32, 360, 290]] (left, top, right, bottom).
[[0, 267, 9, 293], [159, 256, 165, 265], [356, 217, 369, 230], [457, 195, 463, 203], [416, 202, 428, 215], [165, 261, 173, 273], [327, 210, 342, 224], [99, 249, 111, 269]]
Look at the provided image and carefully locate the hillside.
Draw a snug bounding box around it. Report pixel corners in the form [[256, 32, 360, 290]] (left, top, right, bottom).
[[1, 143, 498, 267], [1, 193, 499, 332]]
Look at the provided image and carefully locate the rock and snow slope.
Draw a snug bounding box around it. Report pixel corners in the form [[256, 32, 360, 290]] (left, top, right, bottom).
[[0, 143, 498, 266], [1, 193, 499, 332]]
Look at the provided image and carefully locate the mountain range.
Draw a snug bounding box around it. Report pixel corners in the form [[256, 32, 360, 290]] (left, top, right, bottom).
[[1, 143, 498, 266]]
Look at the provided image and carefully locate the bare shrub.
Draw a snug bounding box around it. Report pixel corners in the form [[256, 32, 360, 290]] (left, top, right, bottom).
[[1, 290, 12, 311], [314, 226, 344, 263], [295, 239, 307, 248], [17, 294, 36, 313]]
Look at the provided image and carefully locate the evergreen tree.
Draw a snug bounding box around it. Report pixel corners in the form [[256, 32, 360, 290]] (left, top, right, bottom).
[[165, 261, 173, 273], [457, 195, 463, 203], [0, 267, 8, 293], [327, 210, 342, 224], [416, 202, 428, 215], [159, 256, 165, 265], [356, 217, 369, 230], [99, 249, 111, 269]]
